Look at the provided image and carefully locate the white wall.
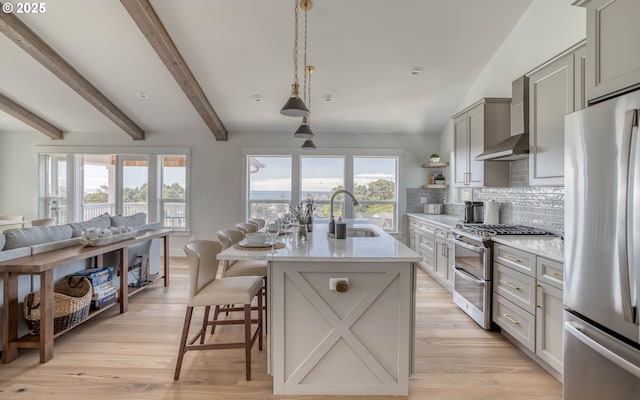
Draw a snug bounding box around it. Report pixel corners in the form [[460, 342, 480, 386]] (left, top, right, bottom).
[[439, 0, 586, 168], [0, 128, 435, 254]]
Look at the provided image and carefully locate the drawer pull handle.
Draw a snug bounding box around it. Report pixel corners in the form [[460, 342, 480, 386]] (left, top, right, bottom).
[[504, 255, 522, 263], [551, 272, 564, 280], [505, 281, 521, 290], [503, 313, 521, 325]]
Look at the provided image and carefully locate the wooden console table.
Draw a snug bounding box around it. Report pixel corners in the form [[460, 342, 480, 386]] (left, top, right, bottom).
[[0, 228, 171, 364]]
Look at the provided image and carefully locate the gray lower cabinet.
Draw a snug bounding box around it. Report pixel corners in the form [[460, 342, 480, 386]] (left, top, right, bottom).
[[576, 0, 640, 103], [536, 281, 564, 373], [434, 226, 453, 291], [452, 99, 510, 188], [528, 42, 585, 186], [409, 217, 453, 292], [492, 243, 564, 378]]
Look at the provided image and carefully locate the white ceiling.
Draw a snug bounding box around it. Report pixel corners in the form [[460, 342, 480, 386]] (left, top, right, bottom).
[[0, 0, 532, 139]]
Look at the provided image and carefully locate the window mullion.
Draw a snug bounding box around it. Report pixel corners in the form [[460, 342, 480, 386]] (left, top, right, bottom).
[[291, 155, 301, 207], [344, 155, 354, 219]]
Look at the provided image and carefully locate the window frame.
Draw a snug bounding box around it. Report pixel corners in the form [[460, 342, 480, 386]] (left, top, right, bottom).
[[243, 147, 402, 232], [36, 146, 190, 231]]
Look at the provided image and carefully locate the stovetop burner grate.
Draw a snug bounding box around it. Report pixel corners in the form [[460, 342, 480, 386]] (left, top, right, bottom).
[[461, 224, 554, 236]]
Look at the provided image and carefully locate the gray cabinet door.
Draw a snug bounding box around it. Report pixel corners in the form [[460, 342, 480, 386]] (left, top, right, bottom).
[[453, 114, 468, 186], [467, 104, 485, 187], [529, 52, 574, 186], [535, 281, 564, 373], [580, 0, 640, 103]]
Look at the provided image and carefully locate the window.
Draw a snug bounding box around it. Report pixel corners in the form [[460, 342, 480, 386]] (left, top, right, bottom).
[[161, 155, 187, 229], [246, 151, 400, 231], [353, 157, 397, 231], [43, 154, 68, 225], [120, 156, 149, 218], [81, 154, 115, 219], [300, 156, 344, 218], [248, 156, 292, 221], [38, 148, 189, 231]]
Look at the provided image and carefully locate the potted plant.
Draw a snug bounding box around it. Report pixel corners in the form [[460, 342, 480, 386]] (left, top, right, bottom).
[[429, 153, 440, 163], [434, 173, 445, 185]]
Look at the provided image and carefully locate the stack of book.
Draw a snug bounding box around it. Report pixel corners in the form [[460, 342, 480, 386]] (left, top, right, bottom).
[[71, 267, 118, 310]]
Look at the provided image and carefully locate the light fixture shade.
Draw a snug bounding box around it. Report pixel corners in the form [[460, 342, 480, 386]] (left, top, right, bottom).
[[280, 83, 310, 117], [301, 139, 317, 149], [294, 116, 315, 139]]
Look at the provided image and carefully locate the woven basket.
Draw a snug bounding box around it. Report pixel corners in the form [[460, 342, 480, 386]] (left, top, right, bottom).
[[23, 276, 92, 335]]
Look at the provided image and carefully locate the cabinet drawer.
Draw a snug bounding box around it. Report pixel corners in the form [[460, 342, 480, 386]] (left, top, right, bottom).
[[409, 218, 420, 229], [419, 222, 435, 234], [419, 249, 435, 273], [435, 226, 448, 239], [537, 257, 563, 290], [420, 234, 435, 253], [493, 262, 537, 314], [493, 243, 536, 277], [493, 294, 535, 353]]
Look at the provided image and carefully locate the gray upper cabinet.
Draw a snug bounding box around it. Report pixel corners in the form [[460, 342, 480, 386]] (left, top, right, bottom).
[[528, 43, 585, 186], [452, 98, 511, 188], [576, 0, 640, 103]]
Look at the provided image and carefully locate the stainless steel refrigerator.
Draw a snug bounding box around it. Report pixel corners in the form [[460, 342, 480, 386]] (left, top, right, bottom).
[[564, 89, 640, 399]]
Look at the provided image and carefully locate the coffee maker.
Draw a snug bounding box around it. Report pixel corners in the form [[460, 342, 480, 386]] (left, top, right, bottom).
[[464, 201, 484, 223]]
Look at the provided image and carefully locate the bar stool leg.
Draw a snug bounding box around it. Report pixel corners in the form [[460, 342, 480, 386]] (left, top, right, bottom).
[[244, 304, 252, 380], [174, 306, 193, 380]]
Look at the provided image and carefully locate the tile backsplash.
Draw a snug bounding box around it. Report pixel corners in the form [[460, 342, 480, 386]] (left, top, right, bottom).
[[405, 188, 446, 213], [407, 160, 565, 233], [473, 186, 564, 231]]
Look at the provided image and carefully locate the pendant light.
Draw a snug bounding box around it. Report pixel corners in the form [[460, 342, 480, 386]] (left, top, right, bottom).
[[280, 0, 310, 117], [301, 139, 317, 149]]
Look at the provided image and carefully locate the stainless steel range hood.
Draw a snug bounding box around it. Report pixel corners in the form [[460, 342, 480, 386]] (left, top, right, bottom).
[[475, 76, 529, 161]]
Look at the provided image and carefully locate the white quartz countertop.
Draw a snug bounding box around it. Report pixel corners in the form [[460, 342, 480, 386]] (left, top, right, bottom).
[[491, 236, 564, 263], [218, 221, 421, 263], [406, 213, 461, 228]]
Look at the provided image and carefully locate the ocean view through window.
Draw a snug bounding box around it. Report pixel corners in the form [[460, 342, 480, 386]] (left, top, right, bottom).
[[246, 152, 398, 231]]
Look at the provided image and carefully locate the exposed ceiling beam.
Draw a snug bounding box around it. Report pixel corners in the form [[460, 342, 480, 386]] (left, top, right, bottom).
[[0, 92, 63, 139], [121, 0, 228, 141], [0, 5, 145, 140]]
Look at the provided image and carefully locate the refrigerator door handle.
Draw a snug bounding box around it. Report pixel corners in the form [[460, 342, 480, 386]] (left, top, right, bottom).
[[566, 321, 640, 378], [617, 109, 638, 324]]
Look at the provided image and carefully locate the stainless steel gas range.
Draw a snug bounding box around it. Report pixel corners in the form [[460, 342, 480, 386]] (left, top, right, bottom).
[[450, 224, 555, 329]]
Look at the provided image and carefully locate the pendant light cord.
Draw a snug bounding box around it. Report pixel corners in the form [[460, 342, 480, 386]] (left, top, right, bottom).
[[293, 0, 299, 85], [303, 2, 309, 111]]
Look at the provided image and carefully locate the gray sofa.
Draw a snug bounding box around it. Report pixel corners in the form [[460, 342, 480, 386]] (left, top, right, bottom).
[[0, 213, 162, 343]]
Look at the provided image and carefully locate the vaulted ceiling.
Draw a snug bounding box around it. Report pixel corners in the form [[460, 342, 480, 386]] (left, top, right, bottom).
[[0, 0, 532, 140]]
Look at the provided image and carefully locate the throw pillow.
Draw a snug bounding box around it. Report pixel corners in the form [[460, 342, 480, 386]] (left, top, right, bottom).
[[0, 232, 5, 251], [110, 212, 146, 228], [3, 225, 73, 250], [68, 213, 112, 237]]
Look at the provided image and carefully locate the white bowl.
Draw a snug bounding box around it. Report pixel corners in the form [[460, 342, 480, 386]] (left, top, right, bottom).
[[245, 232, 268, 245], [429, 157, 441, 163]]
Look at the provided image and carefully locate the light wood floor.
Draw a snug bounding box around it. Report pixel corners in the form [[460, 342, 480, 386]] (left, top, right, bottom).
[[0, 258, 562, 399]]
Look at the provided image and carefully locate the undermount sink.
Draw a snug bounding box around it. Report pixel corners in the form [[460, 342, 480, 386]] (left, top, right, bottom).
[[345, 228, 379, 237]]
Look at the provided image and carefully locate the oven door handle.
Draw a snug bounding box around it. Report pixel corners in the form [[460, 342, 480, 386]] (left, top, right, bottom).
[[453, 238, 485, 252], [454, 267, 485, 286]]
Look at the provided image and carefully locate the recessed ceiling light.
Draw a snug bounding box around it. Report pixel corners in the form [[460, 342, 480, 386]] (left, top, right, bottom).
[[136, 91, 150, 99], [322, 95, 334, 102], [410, 67, 423, 76], [251, 94, 263, 102]]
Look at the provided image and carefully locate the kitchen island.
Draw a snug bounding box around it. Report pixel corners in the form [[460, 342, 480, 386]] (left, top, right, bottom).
[[218, 221, 420, 395]]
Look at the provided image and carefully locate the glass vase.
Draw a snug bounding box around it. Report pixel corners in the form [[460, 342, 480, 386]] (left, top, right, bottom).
[[297, 225, 307, 241]]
